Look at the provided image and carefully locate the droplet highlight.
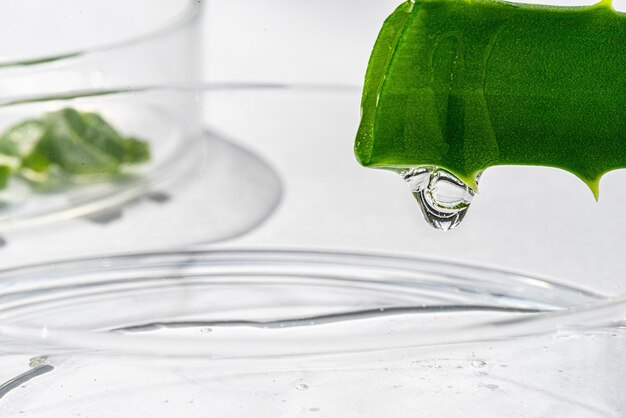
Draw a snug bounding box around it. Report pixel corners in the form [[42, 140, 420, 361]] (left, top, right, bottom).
[[402, 167, 478, 231]]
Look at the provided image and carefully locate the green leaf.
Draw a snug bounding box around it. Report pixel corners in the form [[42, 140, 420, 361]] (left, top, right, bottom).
[[355, 1, 414, 167], [20, 146, 52, 174], [77, 111, 130, 162], [37, 109, 120, 175], [0, 108, 151, 190], [121, 137, 150, 164], [0, 165, 10, 190], [0, 119, 45, 158], [0, 120, 46, 188], [355, 0, 626, 199]]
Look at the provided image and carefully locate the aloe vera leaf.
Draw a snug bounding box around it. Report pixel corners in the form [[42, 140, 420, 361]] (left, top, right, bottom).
[[36, 109, 119, 175], [0, 119, 45, 158], [121, 137, 150, 164], [355, 0, 626, 198], [0, 165, 10, 190]]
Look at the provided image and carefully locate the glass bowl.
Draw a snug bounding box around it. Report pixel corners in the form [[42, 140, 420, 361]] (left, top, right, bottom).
[[0, 0, 202, 95], [0, 250, 623, 417], [0, 86, 281, 266]]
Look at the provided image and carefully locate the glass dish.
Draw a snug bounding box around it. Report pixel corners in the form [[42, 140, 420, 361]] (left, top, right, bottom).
[[0, 0, 202, 96], [0, 250, 623, 417], [0, 87, 281, 266]]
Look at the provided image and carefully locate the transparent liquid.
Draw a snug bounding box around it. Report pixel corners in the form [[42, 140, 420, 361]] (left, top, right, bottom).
[[402, 167, 479, 231]]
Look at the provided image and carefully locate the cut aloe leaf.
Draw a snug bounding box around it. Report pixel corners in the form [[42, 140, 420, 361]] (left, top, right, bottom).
[[0, 165, 10, 190], [78, 110, 131, 162], [121, 137, 151, 164], [0, 119, 45, 159], [355, 0, 626, 200], [38, 109, 120, 175]]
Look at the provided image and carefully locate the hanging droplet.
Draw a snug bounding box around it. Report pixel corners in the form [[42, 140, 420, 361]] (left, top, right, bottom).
[[402, 167, 479, 231]]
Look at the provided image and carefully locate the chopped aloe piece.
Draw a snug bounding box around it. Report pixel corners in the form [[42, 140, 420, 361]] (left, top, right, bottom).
[[0, 119, 48, 183], [121, 137, 151, 164], [38, 110, 120, 175], [20, 144, 52, 175], [0, 120, 45, 158], [0, 108, 151, 190], [78, 110, 130, 162], [0, 166, 10, 190], [355, 0, 626, 199]]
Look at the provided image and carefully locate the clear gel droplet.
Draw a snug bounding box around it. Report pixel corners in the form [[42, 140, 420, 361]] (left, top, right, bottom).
[[402, 167, 478, 231]]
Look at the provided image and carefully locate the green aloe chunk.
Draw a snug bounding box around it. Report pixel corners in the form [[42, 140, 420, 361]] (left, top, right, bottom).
[[36, 110, 120, 175], [121, 137, 151, 164], [63, 109, 129, 163], [355, 0, 626, 198], [0, 166, 10, 190], [1, 119, 50, 180], [0, 119, 45, 158], [0, 108, 150, 190]]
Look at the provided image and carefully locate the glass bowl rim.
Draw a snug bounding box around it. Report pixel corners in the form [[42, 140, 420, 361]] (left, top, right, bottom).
[[0, 83, 361, 109], [0, 248, 621, 360], [0, 0, 202, 70]]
